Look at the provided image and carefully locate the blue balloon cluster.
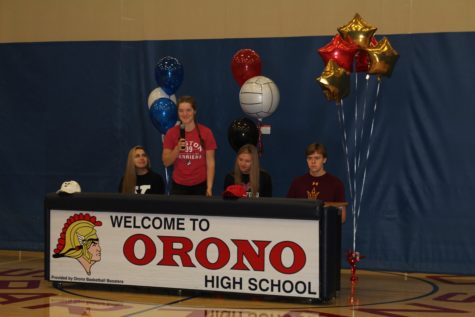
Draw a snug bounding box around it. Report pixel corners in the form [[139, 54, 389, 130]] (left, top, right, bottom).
[[149, 98, 178, 135], [154, 56, 184, 95]]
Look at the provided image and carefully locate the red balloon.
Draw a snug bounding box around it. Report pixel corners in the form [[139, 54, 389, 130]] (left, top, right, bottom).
[[231, 49, 262, 86], [355, 37, 378, 73], [318, 35, 358, 72]]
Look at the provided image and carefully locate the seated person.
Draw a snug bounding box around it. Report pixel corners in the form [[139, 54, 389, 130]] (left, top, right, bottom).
[[287, 143, 346, 222], [119, 145, 165, 194], [224, 144, 272, 197]]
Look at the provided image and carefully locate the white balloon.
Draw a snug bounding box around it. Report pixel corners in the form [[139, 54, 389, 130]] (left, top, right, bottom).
[[147, 87, 177, 108], [239, 76, 280, 119]]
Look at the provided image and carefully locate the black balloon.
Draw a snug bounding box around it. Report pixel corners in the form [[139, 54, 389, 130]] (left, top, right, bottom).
[[227, 118, 259, 152]]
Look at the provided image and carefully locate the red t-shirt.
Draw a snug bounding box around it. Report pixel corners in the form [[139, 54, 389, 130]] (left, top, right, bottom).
[[286, 172, 345, 202], [163, 124, 217, 186]]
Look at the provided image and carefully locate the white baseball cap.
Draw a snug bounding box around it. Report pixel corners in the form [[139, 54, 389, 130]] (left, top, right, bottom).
[[56, 180, 81, 194]]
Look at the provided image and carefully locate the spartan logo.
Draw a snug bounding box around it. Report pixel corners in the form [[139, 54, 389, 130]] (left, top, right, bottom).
[[52, 213, 102, 275]]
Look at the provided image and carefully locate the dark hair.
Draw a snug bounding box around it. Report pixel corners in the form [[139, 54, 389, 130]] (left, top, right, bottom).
[[178, 95, 204, 147], [305, 143, 327, 158]]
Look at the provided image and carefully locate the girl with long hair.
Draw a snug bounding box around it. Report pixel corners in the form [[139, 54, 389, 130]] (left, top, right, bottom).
[[119, 145, 165, 194], [162, 96, 217, 196], [223, 144, 272, 197]]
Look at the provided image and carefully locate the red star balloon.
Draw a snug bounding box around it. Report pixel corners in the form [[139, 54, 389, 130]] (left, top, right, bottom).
[[318, 34, 359, 72], [366, 37, 400, 77], [338, 13, 377, 48], [316, 60, 350, 103]]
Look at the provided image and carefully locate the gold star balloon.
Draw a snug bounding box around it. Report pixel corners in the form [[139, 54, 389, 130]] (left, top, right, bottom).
[[366, 37, 400, 77], [338, 13, 377, 48], [316, 60, 350, 103]]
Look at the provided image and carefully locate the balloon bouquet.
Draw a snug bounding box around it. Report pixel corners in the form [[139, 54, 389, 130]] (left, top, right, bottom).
[[229, 49, 280, 153], [315, 14, 399, 284], [147, 56, 184, 191]]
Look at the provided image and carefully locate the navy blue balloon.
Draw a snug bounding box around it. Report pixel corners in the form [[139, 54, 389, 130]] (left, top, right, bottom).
[[154, 56, 184, 95], [149, 98, 178, 134]]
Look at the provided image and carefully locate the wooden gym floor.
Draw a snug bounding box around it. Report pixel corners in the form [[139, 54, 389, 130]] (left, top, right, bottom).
[[0, 250, 473, 317]]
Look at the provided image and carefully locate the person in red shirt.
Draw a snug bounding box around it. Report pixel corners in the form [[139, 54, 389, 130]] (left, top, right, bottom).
[[287, 143, 346, 222], [162, 96, 217, 196]]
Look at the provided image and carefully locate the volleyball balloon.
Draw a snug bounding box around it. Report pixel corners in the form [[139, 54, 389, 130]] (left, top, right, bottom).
[[239, 76, 280, 119]]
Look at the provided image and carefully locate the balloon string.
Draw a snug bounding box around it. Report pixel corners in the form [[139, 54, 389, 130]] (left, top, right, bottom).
[[162, 134, 171, 195], [257, 119, 263, 157], [354, 79, 381, 250], [336, 101, 354, 203], [357, 74, 371, 172], [356, 80, 381, 219], [337, 101, 356, 251], [352, 73, 359, 232]]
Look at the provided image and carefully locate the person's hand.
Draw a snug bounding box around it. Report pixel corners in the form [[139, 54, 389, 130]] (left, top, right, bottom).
[[178, 138, 186, 151], [206, 188, 212, 197]]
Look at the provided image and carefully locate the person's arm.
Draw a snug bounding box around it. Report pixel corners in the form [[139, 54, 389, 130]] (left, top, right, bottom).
[[205, 149, 215, 196], [266, 173, 272, 197], [224, 173, 234, 189], [336, 177, 346, 223], [340, 206, 347, 223], [118, 177, 124, 193], [286, 179, 297, 198], [162, 128, 184, 167], [150, 173, 166, 194], [162, 141, 183, 167], [260, 171, 272, 197]]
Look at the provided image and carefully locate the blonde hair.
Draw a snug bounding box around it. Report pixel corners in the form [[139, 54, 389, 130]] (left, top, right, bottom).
[[121, 146, 150, 193], [234, 144, 260, 197]]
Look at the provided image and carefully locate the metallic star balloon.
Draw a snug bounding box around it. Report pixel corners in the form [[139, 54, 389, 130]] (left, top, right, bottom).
[[338, 13, 377, 48], [366, 37, 400, 77], [355, 36, 378, 73], [316, 60, 350, 103], [318, 34, 359, 72]]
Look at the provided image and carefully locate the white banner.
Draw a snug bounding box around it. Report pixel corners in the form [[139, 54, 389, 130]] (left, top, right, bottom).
[[49, 210, 320, 298]]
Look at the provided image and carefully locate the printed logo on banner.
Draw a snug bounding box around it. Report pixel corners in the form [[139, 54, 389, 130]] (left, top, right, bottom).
[[49, 210, 320, 298], [52, 213, 103, 276]]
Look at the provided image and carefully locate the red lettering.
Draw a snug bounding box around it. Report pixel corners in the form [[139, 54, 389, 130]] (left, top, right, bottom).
[[231, 239, 271, 271], [122, 234, 309, 273], [434, 292, 475, 303], [123, 234, 156, 265], [357, 303, 467, 317], [0, 280, 40, 289], [157, 236, 195, 267], [269, 241, 306, 274], [0, 293, 56, 305], [195, 238, 230, 269]]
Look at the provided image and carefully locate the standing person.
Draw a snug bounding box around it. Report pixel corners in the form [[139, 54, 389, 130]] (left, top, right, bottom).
[[119, 145, 165, 194], [162, 96, 217, 196], [223, 144, 272, 197], [287, 143, 346, 222]]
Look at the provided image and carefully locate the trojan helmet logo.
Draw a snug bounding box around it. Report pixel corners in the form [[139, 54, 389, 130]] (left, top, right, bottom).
[[52, 213, 102, 275]]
